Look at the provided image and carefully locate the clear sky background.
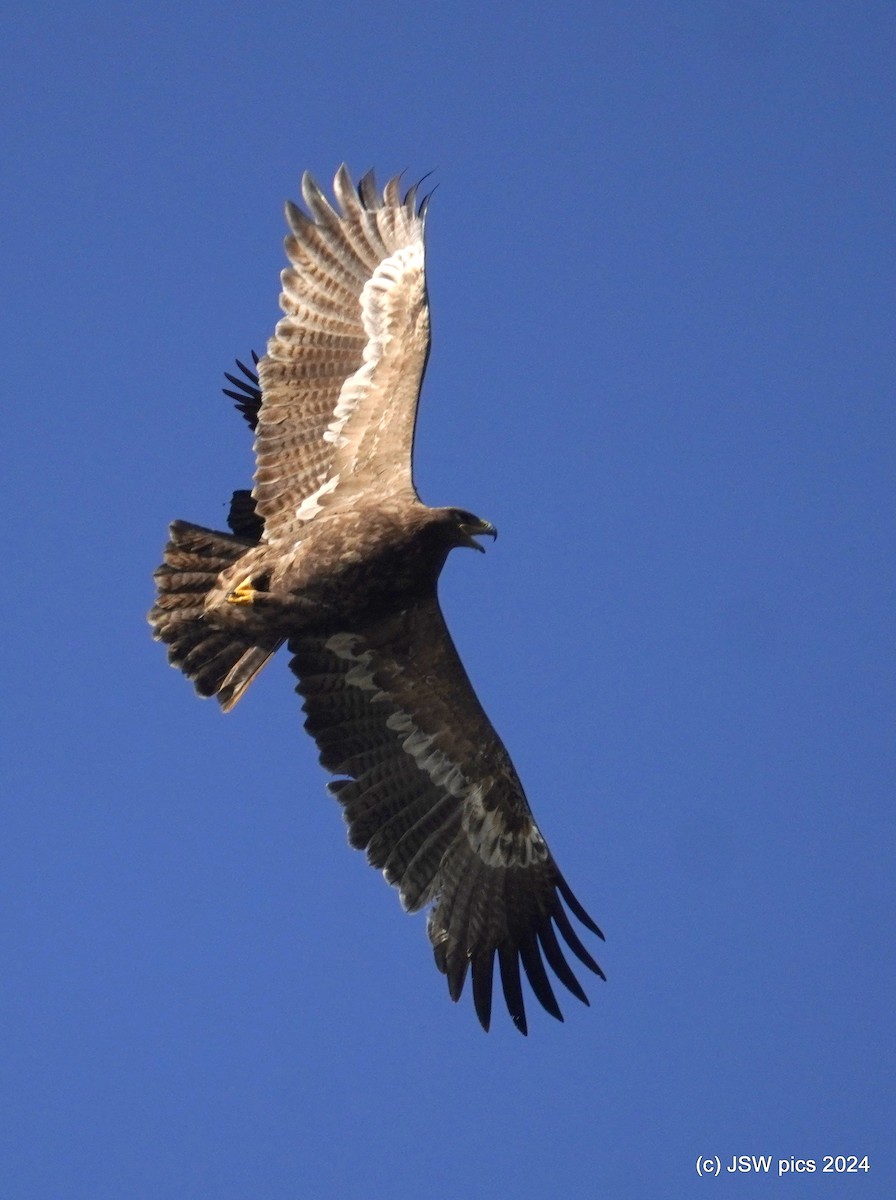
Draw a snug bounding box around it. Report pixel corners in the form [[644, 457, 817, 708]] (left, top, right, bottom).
[[3, 3, 893, 1197]]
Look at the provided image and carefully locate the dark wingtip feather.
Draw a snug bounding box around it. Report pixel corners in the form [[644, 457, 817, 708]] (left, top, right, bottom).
[[471, 952, 495, 1033], [404, 170, 435, 214], [554, 904, 606, 980], [432, 939, 448, 977], [518, 931, 564, 1023], [556, 872, 605, 939], [419, 182, 440, 216], [537, 918, 589, 1006], [235, 356, 259, 382], [357, 169, 380, 209], [222, 355, 262, 431], [445, 950, 469, 1004], [498, 945, 528, 1036]]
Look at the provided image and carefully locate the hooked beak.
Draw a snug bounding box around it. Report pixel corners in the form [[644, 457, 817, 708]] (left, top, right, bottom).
[[458, 518, 498, 553]]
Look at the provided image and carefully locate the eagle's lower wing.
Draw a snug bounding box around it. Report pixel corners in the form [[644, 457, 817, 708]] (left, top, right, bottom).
[[223, 351, 262, 432], [254, 166, 430, 543], [289, 597, 604, 1034], [219, 354, 265, 540]]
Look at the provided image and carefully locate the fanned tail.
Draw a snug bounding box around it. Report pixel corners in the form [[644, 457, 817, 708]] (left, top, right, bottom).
[[148, 520, 281, 709]]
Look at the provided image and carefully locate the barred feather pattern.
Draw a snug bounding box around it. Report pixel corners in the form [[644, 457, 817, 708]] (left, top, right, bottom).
[[289, 596, 605, 1035], [149, 521, 281, 706], [255, 166, 430, 544]]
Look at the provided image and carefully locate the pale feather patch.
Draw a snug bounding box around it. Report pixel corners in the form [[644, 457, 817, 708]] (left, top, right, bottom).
[[326, 633, 385, 701], [324, 631, 544, 903], [323, 241, 425, 449], [325, 632, 470, 801], [295, 474, 340, 521], [461, 784, 549, 870]]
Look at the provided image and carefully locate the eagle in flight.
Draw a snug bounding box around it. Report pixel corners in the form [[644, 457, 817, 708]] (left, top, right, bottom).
[[149, 166, 604, 1034]]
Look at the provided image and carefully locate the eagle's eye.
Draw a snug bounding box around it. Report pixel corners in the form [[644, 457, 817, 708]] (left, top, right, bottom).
[[453, 509, 479, 526]]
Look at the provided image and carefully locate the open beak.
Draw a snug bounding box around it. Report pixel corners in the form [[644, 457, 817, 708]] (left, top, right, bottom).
[[459, 518, 498, 552]]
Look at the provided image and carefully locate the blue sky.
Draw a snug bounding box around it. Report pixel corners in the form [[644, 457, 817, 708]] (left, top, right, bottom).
[[3, 2, 894, 1197]]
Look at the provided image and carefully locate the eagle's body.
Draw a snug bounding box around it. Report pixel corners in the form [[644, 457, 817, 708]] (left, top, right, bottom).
[[204, 503, 460, 639], [149, 167, 604, 1033]]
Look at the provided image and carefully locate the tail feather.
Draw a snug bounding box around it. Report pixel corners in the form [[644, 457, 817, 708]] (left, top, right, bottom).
[[149, 520, 281, 707], [218, 643, 282, 711]]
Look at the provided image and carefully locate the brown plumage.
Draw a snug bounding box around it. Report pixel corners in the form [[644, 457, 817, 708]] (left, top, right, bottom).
[[148, 166, 604, 1033]]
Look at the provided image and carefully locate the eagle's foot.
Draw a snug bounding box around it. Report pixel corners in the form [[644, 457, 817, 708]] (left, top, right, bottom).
[[226, 577, 257, 606]]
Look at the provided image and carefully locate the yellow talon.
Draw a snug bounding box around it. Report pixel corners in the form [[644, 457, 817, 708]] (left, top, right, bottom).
[[227, 577, 257, 605]]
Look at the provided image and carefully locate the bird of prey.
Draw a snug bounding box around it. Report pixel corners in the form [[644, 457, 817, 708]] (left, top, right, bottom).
[[148, 166, 604, 1034]]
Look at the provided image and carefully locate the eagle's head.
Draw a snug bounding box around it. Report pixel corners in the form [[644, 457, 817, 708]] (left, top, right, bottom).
[[443, 507, 498, 553]]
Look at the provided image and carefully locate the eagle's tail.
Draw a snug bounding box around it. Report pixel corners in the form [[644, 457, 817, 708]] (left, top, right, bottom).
[[148, 520, 282, 710]]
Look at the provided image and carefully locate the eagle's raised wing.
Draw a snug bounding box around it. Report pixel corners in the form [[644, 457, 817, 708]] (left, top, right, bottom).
[[289, 597, 604, 1034], [254, 166, 430, 544]]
